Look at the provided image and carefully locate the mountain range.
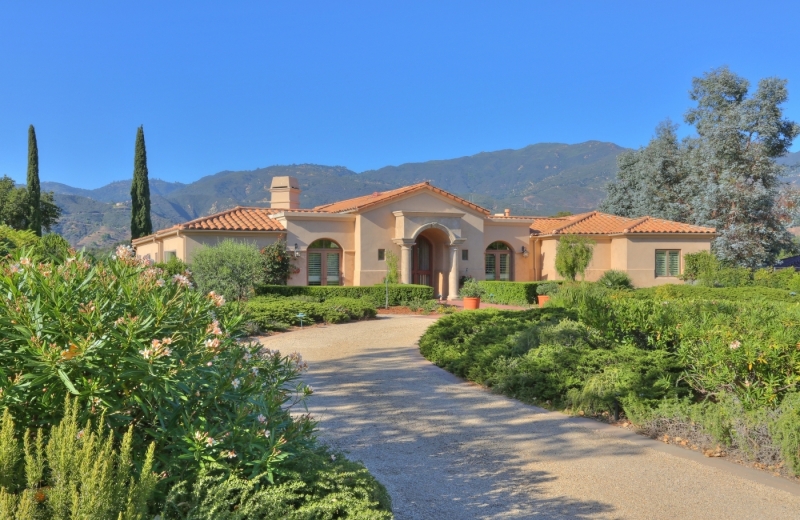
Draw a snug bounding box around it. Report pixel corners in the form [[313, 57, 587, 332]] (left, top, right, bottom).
[[44, 142, 800, 249]]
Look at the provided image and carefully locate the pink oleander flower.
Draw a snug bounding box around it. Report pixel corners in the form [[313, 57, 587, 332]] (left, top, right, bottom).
[[257, 414, 266, 423], [172, 274, 192, 287], [205, 338, 221, 350], [232, 378, 241, 389], [156, 279, 166, 287], [208, 291, 225, 307], [207, 320, 223, 336], [730, 340, 741, 350]]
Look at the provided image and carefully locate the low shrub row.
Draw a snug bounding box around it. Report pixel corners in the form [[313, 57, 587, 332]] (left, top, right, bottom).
[[476, 281, 562, 305], [255, 283, 433, 306], [419, 283, 800, 475], [246, 296, 377, 330], [632, 284, 799, 302]]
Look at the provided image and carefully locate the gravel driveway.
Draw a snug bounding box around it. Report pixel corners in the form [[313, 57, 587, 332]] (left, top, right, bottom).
[[260, 315, 800, 519]]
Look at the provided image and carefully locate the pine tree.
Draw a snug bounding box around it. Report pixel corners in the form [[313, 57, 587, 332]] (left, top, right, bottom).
[[130, 126, 153, 239], [27, 125, 42, 236]]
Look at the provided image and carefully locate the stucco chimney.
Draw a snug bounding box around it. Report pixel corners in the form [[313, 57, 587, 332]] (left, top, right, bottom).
[[270, 176, 301, 210], [504, 208, 511, 217]]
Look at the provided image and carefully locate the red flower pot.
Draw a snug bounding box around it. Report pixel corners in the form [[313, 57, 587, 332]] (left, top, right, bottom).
[[537, 295, 550, 308], [463, 297, 481, 310]]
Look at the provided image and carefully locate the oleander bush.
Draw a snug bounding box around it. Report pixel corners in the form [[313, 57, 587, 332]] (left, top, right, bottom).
[[0, 246, 393, 516], [0, 246, 315, 487], [0, 399, 157, 519], [419, 281, 800, 474], [255, 283, 433, 306]]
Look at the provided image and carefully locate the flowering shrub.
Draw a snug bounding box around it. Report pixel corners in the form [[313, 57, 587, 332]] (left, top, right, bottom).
[[0, 246, 314, 485]]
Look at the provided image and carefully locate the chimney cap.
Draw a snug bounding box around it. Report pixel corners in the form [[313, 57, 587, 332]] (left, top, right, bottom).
[[270, 176, 300, 190], [504, 208, 511, 217]]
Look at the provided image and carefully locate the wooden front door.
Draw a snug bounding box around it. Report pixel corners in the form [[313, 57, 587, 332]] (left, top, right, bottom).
[[412, 236, 433, 286]]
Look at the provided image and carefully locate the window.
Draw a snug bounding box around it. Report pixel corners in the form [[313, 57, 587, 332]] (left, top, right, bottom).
[[378, 249, 385, 261], [656, 250, 680, 277], [485, 242, 513, 281], [461, 249, 469, 261], [164, 250, 177, 261], [308, 239, 342, 285]]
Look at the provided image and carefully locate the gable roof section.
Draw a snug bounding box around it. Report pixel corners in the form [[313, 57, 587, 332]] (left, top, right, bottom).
[[530, 211, 715, 236], [169, 207, 286, 233], [314, 181, 491, 215]]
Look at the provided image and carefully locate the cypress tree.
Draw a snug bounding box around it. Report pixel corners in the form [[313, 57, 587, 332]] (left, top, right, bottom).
[[130, 125, 153, 239], [27, 125, 42, 236]]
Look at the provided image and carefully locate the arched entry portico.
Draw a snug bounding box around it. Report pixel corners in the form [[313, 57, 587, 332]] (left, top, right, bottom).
[[394, 221, 465, 300]]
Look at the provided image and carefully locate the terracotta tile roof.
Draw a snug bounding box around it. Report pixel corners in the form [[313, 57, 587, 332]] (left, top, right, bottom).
[[314, 181, 490, 215], [178, 207, 285, 232], [530, 211, 715, 236]]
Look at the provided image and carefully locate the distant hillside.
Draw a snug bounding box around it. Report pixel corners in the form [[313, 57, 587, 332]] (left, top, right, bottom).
[[47, 141, 627, 248]]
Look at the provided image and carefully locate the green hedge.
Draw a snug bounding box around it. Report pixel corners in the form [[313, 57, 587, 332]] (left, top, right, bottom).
[[478, 281, 561, 306], [633, 284, 800, 302], [246, 296, 377, 330], [254, 284, 433, 306]]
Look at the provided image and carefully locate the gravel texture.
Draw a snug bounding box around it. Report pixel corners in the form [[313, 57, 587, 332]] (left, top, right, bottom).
[[260, 315, 800, 519]]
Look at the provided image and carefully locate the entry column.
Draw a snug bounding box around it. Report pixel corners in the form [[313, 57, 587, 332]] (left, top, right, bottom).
[[400, 245, 413, 284], [447, 246, 459, 300]]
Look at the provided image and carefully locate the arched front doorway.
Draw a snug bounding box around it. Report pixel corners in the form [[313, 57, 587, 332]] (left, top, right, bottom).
[[412, 235, 433, 286]]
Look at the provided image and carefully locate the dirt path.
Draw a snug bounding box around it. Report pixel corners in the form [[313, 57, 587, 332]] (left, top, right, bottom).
[[260, 316, 800, 519]]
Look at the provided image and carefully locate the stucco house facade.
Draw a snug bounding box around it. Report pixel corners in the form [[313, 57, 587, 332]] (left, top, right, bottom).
[[132, 176, 716, 296]]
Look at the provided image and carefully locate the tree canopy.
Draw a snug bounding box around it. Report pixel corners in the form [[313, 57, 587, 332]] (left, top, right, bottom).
[[130, 126, 153, 239], [601, 67, 800, 268], [555, 234, 595, 281], [0, 176, 61, 233]]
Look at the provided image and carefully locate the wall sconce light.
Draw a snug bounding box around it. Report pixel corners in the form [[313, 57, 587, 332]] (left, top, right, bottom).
[[521, 246, 529, 258], [293, 243, 300, 258]]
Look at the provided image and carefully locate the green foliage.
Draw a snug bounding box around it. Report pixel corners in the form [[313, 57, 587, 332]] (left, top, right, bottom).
[[597, 270, 634, 290], [0, 225, 39, 258], [162, 445, 391, 519], [260, 240, 297, 286], [0, 176, 61, 234], [154, 256, 190, 277], [535, 282, 559, 296], [0, 399, 157, 519], [246, 296, 376, 330], [634, 284, 799, 303], [602, 68, 800, 268], [255, 284, 433, 307], [27, 125, 42, 237], [32, 234, 73, 263], [682, 250, 800, 290], [420, 282, 800, 473], [554, 234, 594, 281], [130, 126, 153, 240], [0, 247, 315, 489], [192, 240, 262, 301], [477, 281, 549, 306], [458, 278, 485, 298], [384, 251, 399, 284], [681, 250, 720, 284]]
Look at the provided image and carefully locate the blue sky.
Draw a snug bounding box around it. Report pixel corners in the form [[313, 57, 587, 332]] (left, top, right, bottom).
[[1, 1, 799, 189]]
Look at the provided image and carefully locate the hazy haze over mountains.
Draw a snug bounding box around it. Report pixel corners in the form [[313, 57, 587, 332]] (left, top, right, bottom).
[[45, 141, 626, 247]]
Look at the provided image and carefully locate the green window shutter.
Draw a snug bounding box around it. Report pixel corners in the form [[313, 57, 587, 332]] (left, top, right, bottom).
[[326, 253, 341, 286], [308, 253, 322, 285], [655, 251, 666, 276], [668, 251, 680, 276]]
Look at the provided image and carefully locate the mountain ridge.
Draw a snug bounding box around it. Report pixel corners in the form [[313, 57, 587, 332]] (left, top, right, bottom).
[[46, 141, 629, 248]]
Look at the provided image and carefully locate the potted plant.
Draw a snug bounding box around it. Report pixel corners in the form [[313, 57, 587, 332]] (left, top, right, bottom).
[[459, 278, 485, 310], [536, 282, 558, 308]]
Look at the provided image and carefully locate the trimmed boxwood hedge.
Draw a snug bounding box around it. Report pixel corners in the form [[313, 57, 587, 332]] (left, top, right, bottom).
[[254, 284, 433, 306], [478, 281, 562, 306], [246, 296, 378, 330], [632, 284, 800, 302]]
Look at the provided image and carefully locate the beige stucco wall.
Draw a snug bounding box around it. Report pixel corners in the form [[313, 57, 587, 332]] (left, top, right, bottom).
[[538, 234, 713, 287], [183, 232, 281, 264], [134, 240, 160, 262], [623, 235, 712, 287]]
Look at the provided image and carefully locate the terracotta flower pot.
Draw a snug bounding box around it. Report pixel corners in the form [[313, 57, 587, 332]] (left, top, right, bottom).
[[463, 297, 481, 310], [537, 295, 550, 308]]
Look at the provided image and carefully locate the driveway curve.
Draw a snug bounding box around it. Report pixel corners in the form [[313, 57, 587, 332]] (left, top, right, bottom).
[[260, 315, 800, 519]]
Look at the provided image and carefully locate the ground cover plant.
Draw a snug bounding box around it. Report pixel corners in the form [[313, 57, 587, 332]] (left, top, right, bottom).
[[0, 246, 393, 517], [419, 281, 800, 475]]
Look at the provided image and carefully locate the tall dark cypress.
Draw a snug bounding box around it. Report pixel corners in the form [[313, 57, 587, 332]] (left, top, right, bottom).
[[130, 125, 153, 239], [27, 125, 42, 236]]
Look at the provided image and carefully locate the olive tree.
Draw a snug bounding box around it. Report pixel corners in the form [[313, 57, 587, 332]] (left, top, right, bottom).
[[555, 234, 595, 281], [192, 239, 262, 301]]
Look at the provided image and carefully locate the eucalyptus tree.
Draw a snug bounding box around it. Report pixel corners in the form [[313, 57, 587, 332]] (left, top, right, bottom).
[[601, 67, 800, 268]]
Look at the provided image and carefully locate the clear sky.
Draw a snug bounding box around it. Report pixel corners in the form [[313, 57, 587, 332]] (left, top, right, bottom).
[[1, 1, 799, 189]]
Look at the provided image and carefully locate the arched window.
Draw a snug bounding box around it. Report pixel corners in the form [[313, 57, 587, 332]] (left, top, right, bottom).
[[307, 239, 342, 286], [485, 241, 513, 281]]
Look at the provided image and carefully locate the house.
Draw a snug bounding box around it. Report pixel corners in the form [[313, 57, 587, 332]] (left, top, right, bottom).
[[132, 176, 716, 294]]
